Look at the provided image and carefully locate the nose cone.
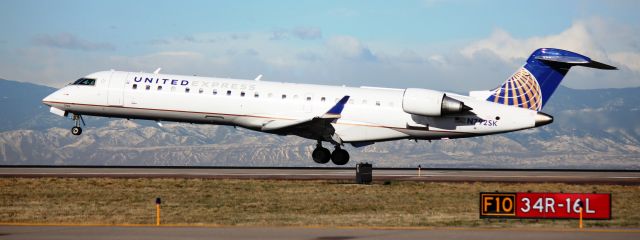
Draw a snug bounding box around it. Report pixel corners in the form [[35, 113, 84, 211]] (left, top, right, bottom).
[[42, 93, 55, 106], [534, 112, 554, 127], [42, 88, 66, 106]]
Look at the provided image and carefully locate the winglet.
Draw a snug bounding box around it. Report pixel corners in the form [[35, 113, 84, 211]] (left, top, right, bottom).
[[321, 95, 350, 119]]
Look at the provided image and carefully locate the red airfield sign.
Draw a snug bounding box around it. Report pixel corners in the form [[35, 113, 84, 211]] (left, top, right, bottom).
[[480, 192, 611, 219]]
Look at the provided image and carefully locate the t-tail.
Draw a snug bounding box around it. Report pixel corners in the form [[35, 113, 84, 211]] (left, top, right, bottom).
[[486, 48, 616, 111]]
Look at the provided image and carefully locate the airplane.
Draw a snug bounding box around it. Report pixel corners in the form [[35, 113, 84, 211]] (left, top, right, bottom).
[[42, 48, 616, 165]]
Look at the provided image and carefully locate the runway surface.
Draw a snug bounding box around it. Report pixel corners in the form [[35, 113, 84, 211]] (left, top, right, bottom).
[[0, 225, 639, 240], [1, 167, 639, 184]]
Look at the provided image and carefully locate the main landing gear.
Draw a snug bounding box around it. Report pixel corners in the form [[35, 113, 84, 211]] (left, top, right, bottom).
[[312, 141, 350, 165], [71, 114, 85, 136]]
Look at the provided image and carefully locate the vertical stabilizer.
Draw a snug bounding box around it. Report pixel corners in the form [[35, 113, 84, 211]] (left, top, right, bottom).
[[486, 48, 616, 111]]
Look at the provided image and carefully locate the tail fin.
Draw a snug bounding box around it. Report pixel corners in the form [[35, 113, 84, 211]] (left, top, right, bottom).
[[486, 48, 616, 111]]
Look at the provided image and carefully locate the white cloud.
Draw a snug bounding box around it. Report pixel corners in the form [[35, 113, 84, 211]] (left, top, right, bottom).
[[269, 29, 289, 40], [152, 51, 203, 58], [610, 52, 640, 72], [4, 19, 639, 92], [460, 18, 640, 89], [461, 21, 603, 61], [32, 33, 115, 51], [292, 26, 322, 40], [269, 27, 323, 41], [326, 35, 376, 61]]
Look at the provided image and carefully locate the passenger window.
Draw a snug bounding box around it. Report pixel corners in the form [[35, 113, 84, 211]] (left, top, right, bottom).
[[321, 97, 326, 102], [185, 88, 190, 93], [362, 99, 367, 104], [157, 86, 162, 91], [282, 94, 287, 99], [389, 102, 394, 107], [268, 93, 273, 98], [213, 89, 218, 95], [376, 101, 381, 106], [241, 91, 245, 97], [226, 90, 232, 96], [306, 96, 311, 101], [132, 84, 137, 89], [293, 95, 299, 100], [254, 92, 259, 98], [199, 88, 204, 94], [145, 85, 150, 90]]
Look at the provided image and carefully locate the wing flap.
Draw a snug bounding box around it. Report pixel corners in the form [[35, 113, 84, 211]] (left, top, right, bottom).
[[261, 119, 308, 131]]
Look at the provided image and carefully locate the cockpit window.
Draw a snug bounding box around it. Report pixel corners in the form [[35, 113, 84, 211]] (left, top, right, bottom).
[[72, 78, 96, 86]]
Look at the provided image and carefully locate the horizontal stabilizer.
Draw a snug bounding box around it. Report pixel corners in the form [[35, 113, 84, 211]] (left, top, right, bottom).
[[535, 53, 617, 70], [580, 60, 617, 70]]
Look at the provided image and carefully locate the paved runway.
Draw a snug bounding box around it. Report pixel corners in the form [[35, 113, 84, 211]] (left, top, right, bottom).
[[1, 167, 639, 184], [0, 225, 639, 240]]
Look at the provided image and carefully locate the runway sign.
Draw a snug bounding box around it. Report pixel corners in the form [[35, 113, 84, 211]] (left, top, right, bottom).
[[480, 193, 516, 217], [480, 192, 611, 219]]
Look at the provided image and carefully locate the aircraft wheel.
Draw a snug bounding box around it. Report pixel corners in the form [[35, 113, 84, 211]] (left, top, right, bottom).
[[312, 146, 331, 164], [331, 148, 349, 165], [71, 126, 82, 135]]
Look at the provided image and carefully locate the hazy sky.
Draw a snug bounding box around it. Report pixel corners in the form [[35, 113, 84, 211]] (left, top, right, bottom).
[[1, 0, 639, 91]]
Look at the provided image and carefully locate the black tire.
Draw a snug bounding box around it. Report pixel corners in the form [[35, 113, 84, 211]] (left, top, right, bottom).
[[71, 126, 82, 135], [331, 149, 350, 165], [312, 147, 331, 164]]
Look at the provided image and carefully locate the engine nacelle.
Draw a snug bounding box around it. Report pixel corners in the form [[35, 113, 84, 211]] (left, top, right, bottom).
[[402, 88, 470, 116]]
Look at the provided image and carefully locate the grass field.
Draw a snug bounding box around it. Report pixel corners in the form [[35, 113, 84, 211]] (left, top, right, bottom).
[[1, 178, 638, 228]]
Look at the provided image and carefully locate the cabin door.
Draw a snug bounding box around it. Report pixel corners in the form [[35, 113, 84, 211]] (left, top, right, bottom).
[[107, 72, 127, 106]]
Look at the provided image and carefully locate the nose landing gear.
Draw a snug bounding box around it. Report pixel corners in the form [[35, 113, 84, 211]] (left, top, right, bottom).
[[71, 126, 82, 135], [70, 114, 85, 136]]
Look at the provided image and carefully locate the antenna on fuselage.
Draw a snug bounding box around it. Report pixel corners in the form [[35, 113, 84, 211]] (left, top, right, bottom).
[[153, 68, 162, 74], [254, 74, 262, 81]]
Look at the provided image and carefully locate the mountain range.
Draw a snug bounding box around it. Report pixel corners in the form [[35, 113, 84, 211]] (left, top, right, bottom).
[[0, 78, 639, 169]]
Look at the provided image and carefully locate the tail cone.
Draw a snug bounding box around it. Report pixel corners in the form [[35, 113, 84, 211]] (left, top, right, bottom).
[[534, 112, 553, 127]]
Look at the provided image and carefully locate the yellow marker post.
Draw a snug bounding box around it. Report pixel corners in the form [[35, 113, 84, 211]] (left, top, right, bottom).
[[579, 207, 583, 229], [156, 197, 161, 226]]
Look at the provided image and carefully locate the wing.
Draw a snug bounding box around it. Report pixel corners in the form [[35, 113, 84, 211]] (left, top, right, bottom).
[[261, 95, 350, 143]]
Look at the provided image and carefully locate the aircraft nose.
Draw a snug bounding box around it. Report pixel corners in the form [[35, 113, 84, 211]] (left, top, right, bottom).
[[42, 90, 61, 106], [534, 112, 553, 127], [42, 93, 53, 106]]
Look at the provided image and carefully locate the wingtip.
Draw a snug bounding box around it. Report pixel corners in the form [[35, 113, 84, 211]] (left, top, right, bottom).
[[585, 60, 618, 70], [338, 95, 350, 103], [326, 95, 350, 116]]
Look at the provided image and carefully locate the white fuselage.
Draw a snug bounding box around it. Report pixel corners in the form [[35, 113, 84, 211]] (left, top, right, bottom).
[[42, 70, 541, 144]]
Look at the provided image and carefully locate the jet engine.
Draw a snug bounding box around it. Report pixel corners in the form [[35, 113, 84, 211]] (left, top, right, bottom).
[[402, 88, 471, 116]]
